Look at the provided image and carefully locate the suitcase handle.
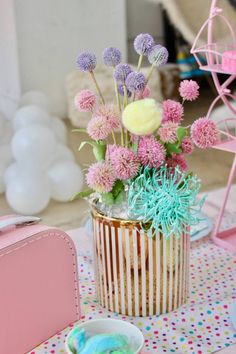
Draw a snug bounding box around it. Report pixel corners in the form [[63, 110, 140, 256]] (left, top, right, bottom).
[[0, 216, 41, 232]]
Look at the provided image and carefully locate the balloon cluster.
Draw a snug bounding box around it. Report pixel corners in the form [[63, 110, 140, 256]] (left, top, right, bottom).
[[0, 91, 83, 214]]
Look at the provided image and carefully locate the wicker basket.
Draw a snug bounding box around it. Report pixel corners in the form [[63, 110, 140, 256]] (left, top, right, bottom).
[[92, 207, 190, 316]]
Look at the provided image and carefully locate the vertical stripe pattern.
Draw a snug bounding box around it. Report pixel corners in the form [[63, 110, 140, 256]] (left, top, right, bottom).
[[92, 210, 189, 316]]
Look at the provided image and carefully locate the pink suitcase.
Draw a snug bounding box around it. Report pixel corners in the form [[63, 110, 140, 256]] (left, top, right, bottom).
[[0, 215, 80, 354]]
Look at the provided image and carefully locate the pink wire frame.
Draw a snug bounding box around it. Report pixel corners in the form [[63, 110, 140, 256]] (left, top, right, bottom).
[[191, 0, 236, 116], [191, 0, 236, 252], [214, 118, 236, 142]]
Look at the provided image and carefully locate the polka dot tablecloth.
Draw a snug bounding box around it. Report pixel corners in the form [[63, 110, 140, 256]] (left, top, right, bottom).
[[30, 188, 236, 354], [29, 232, 236, 354]]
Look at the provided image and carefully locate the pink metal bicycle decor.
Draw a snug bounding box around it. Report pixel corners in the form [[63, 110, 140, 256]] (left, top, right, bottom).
[[191, 0, 236, 252]]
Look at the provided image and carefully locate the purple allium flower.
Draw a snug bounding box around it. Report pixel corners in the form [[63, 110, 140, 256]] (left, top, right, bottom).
[[125, 71, 146, 92], [109, 146, 140, 180], [102, 47, 122, 67], [158, 122, 178, 143], [191, 117, 219, 149], [181, 137, 194, 154], [134, 33, 155, 55], [138, 136, 166, 169], [179, 80, 200, 101], [113, 64, 132, 83], [86, 161, 115, 193], [148, 45, 169, 67], [162, 99, 184, 124], [118, 84, 132, 97], [87, 115, 111, 140], [166, 154, 188, 172], [76, 52, 96, 72]]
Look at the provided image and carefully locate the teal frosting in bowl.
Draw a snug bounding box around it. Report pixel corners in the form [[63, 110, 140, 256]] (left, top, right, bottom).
[[67, 327, 134, 354]]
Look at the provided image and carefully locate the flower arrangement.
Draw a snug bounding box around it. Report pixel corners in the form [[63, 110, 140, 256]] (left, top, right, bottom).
[[74, 33, 219, 238]]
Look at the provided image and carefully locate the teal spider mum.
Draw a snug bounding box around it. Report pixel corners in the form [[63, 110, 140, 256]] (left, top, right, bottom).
[[128, 166, 204, 238]]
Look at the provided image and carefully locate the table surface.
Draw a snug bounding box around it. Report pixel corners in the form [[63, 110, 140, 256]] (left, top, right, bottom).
[[31, 186, 236, 353], [30, 225, 236, 354]]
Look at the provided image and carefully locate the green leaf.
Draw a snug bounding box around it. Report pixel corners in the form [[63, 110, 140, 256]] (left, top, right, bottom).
[[78, 141, 92, 151], [177, 127, 187, 143], [71, 188, 93, 200], [72, 128, 87, 133], [131, 142, 138, 153], [112, 180, 125, 205], [93, 142, 106, 161], [112, 180, 124, 198], [79, 140, 107, 161], [102, 180, 125, 206], [165, 143, 181, 154], [114, 190, 125, 204], [102, 192, 114, 206]]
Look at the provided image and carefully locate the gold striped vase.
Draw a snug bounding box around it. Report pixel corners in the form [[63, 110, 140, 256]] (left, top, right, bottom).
[[92, 207, 190, 316]]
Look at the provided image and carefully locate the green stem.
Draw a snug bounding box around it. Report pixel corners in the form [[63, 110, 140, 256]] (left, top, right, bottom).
[[114, 82, 121, 112], [125, 129, 130, 147], [113, 66, 121, 112], [111, 131, 117, 145], [90, 71, 105, 104], [112, 67, 123, 146], [121, 85, 128, 146], [146, 64, 155, 86], [121, 128, 125, 146], [123, 85, 130, 146], [140, 64, 155, 98], [123, 85, 128, 108], [137, 54, 143, 72]]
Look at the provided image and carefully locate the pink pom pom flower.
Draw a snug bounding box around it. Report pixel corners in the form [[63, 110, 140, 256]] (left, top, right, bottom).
[[87, 115, 111, 140], [162, 99, 183, 124], [179, 80, 199, 101], [74, 89, 97, 112], [135, 85, 151, 100], [181, 136, 194, 154], [105, 144, 118, 161], [138, 136, 166, 169], [87, 104, 121, 140], [109, 146, 140, 180], [130, 134, 140, 144], [167, 154, 188, 171], [191, 117, 219, 149], [158, 122, 178, 143], [95, 104, 120, 130], [86, 161, 115, 193]]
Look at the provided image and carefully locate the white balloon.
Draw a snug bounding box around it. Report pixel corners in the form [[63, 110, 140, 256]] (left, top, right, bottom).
[[0, 111, 5, 138], [6, 171, 51, 214], [0, 144, 13, 167], [48, 161, 83, 202], [51, 116, 67, 144], [4, 163, 19, 185], [54, 144, 75, 163], [13, 105, 51, 130], [19, 91, 49, 111], [11, 124, 56, 169], [1, 121, 13, 144], [0, 164, 5, 194]]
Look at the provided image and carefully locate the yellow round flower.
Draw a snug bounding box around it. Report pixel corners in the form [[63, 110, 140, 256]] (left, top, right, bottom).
[[122, 98, 162, 136]]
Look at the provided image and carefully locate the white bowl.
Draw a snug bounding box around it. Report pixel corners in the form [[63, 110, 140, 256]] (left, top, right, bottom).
[[65, 318, 144, 354]]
